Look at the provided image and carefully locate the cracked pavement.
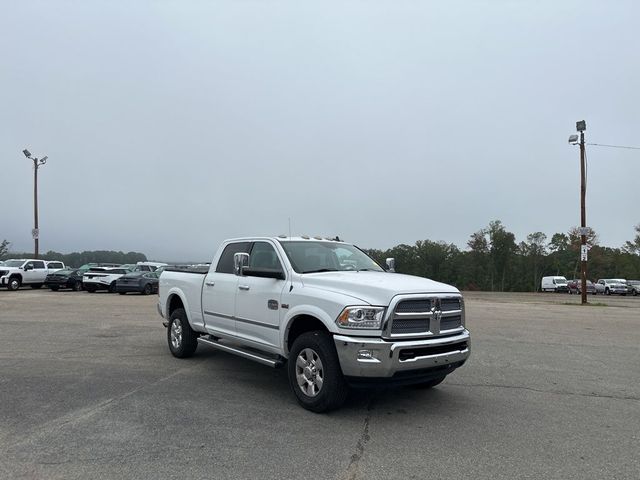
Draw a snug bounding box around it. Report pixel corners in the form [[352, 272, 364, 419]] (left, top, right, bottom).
[[0, 290, 638, 479]]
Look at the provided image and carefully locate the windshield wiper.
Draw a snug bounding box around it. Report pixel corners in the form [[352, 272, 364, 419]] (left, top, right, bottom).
[[301, 268, 337, 274]]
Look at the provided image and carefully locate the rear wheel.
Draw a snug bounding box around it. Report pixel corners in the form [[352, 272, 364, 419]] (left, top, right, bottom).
[[167, 308, 198, 358], [109, 282, 117, 293], [74, 282, 83, 292], [288, 331, 348, 413], [142, 283, 152, 295]]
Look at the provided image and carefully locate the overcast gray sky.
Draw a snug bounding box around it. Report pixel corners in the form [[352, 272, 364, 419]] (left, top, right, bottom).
[[1, 1, 639, 261]]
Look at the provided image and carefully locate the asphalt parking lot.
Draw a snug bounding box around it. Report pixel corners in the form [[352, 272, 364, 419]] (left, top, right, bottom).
[[0, 289, 638, 480]]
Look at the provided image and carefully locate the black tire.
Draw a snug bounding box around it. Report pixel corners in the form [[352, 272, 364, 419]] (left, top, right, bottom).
[[287, 331, 348, 413], [85, 285, 96, 293], [167, 308, 198, 358], [74, 282, 83, 292], [7, 276, 21, 291], [119, 292, 126, 295], [109, 282, 117, 293], [410, 375, 447, 389], [31, 284, 43, 289], [50, 285, 60, 291], [142, 283, 152, 295]]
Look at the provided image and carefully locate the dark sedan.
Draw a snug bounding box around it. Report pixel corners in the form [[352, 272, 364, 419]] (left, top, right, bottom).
[[45, 268, 84, 291], [568, 279, 596, 295], [115, 271, 159, 295]]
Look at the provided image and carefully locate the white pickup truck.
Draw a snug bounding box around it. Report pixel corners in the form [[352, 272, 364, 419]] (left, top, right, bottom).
[[0, 259, 61, 290], [158, 236, 470, 412]]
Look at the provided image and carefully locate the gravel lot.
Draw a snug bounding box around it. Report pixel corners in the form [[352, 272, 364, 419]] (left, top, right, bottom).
[[0, 289, 638, 479]]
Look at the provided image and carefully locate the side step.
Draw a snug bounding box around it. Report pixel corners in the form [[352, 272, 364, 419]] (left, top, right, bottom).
[[197, 335, 285, 368]]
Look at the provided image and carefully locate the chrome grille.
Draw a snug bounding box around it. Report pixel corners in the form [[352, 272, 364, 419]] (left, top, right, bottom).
[[395, 299, 431, 313], [387, 294, 464, 337], [441, 315, 462, 330], [391, 318, 430, 334]]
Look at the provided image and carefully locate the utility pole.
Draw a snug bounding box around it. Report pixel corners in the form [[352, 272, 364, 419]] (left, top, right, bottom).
[[22, 149, 47, 259], [577, 121, 588, 305]]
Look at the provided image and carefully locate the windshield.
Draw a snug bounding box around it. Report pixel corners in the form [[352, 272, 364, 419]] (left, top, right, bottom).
[[279, 241, 384, 274], [5, 260, 25, 267]]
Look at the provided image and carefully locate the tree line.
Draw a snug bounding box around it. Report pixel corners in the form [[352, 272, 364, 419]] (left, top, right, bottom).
[[0, 242, 147, 268], [365, 221, 640, 291]]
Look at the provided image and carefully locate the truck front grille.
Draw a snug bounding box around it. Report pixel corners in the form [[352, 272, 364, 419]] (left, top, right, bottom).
[[388, 294, 464, 337]]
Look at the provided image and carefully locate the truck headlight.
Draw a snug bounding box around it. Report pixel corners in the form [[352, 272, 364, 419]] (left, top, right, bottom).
[[336, 306, 385, 329]]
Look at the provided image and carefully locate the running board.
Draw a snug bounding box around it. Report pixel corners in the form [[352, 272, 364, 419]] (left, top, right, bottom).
[[197, 335, 285, 368]]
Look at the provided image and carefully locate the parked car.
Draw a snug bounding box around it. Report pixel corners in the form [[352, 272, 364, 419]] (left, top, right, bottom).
[[45, 261, 66, 272], [627, 280, 640, 296], [0, 259, 49, 290], [136, 261, 168, 271], [568, 279, 596, 294], [82, 267, 132, 293], [77, 263, 121, 273], [45, 268, 84, 291], [115, 271, 159, 295], [541, 276, 569, 293], [594, 279, 627, 295]]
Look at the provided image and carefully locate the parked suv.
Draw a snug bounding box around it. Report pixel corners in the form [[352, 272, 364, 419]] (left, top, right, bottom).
[[0, 259, 50, 290], [627, 280, 640, 296], [83, 267, 132, 293], [594, 279, 627, 295]]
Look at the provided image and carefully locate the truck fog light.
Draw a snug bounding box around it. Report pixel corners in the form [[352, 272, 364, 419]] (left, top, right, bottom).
[[357, 349, 375, 360]]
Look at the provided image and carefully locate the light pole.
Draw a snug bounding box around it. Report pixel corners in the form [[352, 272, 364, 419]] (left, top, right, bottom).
[[568, 120, 587, 305], [22, 149, 48, 259]]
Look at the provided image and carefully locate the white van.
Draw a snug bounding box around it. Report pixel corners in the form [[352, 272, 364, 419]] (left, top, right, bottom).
[[541, 276, 569, 293]]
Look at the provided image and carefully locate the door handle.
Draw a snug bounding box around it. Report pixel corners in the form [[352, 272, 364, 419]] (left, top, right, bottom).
[[205, 281, 215, 287], [238, 285, 250, 291]]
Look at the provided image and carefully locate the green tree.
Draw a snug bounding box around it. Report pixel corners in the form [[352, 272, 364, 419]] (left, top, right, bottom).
[[624, 224, 640, 254], [0, 239, 10, 259]]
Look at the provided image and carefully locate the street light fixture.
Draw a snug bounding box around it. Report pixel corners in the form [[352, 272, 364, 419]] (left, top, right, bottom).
[[568, 122, 588, 305], [22, 148, 48, 259]]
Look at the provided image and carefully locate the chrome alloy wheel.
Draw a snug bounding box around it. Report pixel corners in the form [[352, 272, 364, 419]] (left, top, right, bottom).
[[170, 319, 183, 350], [295, 348, 324, 397]]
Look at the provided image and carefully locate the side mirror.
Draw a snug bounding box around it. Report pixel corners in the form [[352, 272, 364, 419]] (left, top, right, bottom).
[[385, 258, 396, 273], [233, 252, 250, 276]]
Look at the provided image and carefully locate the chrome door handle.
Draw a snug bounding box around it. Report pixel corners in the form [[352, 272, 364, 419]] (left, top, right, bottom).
[[238, 285, 250, 291], [205, 281, 215, 287]]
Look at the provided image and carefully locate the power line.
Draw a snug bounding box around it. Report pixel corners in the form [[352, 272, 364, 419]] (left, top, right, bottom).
[[586, 142, 640, 150]]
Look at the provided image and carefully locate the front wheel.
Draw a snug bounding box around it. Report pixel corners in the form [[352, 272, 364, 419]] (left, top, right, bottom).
[[288, 331, 348, 413], [74, 282, 83, 292], [142, 283, 152, 295], [167, 308, 198, 358], [109, 282, 117, 293], [7, 277, 21, 291]]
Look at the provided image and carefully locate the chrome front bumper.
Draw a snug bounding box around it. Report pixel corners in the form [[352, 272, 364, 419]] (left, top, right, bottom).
[[333, 330, 470, 378]]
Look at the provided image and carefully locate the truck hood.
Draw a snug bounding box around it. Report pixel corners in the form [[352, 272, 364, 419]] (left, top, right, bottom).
[[299, 271, 459, 305], [0, 267, 21, 273]]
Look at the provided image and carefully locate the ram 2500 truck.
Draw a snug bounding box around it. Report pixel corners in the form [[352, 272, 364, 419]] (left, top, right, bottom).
[[158, 237, 470, 412]]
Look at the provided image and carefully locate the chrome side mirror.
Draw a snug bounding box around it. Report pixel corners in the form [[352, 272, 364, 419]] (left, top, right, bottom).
[[233, 252, 250, 276], [385, 258, 396, 273]]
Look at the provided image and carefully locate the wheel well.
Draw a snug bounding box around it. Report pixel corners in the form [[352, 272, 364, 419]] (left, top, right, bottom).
[[168, 294, 184, 317], [286, 315, 328, 353], [9, 274, 22, 281]]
